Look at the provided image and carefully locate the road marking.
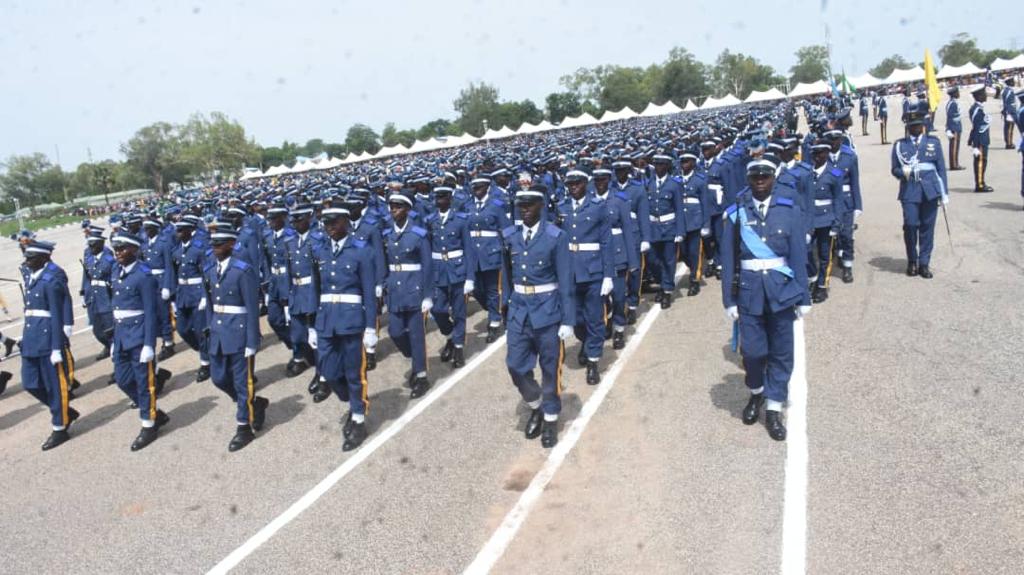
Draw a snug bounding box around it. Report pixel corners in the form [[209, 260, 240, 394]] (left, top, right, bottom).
[[780, 318, 807, 575], [463, 288, 667, 574], [207, 335, 509, 575]]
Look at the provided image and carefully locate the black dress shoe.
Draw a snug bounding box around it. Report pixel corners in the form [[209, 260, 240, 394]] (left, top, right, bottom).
[[811, 287, 828, 304], [341, 412, 354, 439], [228, 425, 255, 452], [653, 291, 663, 303], [157, 343, 176, 361], [451, 347, 465, 368], [3, 337, 16, 357], [312, 381, 332, 403], [918, 266, 933, 279], [155, 369, 171, 396], [0, 370, 10, 395], [286, 359, 308, 377], [70, 378, 81, 390], [660, 292, 673, 309], [439, 339, 454, 363], [410, 375, 431, 399], [195, 365, 210, 382], [95, 345, 111, 360], [485, 325, 499, 344], [154, 409, 169, 428], [841, 268, 853, 284], [765, 410, 787, 441], [524, 409, 543, 439], [365, 351, 376, 371], [252, 396, 269, 431], [342, 422, 367, 451], [41, 429, 71, 451], [612, 331, 625, 350], [130, 426, 160, 451], [540, 420, 558, 448], [626, 309, 637, 325], [585, 361, 600, 385], [687, 282, 700, 296], [741, 393, 765, 425], [307, 374, 321, 394], [67, 406, 80, 429], [577, 347, 587, 367], [906, 263, 918, 277]]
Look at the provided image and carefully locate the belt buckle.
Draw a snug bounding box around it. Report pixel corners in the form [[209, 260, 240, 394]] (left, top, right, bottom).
[[396, 264, 403, 272], [442, 253, 449, 261], [569, 244, 578, 252], [524, 285, 535, 294]]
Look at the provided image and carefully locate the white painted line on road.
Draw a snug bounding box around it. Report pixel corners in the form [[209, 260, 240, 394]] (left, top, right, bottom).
[[780, 318, 808, 575], [207, 334, 509, 575]]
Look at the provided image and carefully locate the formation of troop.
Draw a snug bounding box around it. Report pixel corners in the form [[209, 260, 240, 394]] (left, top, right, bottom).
[[3, 78, 1018, 454]]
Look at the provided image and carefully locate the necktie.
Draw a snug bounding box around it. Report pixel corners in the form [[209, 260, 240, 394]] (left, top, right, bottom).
[[477, 200, 484, 211], [525, 229, 533, 244], [759, 203, 767, 220], [333, 242, 340, 256]]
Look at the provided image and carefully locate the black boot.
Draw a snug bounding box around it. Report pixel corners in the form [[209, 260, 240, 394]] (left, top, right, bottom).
[[540, 419, 558, 448], [742, 393, 764, 425], [3, 337, 16, 357], [41, 429, 71, 451], [252, 396, 269, 432], [577, 346, 587, 367], [95, 345, 111, 360], [343, 422, 367, 451], [653, 291, 663, 303], [155, 368, 171, 396], [486, 325, 499, 344], [811, 286, 828, 304], [410, 374, 432, 399], [918, 266, 933, 279], [286, 358, 308, 377], [312, 380, 332, 403], [612, 331, 625, 350], [228, 425, 255, 452], [524, 409, 543, 439], [0, 370, 10, 395], [906, 262, 918, 277], [365, 351, 376, 371], [586, 361, 600, 385], [626, 308, 637, 325], [439, 339, 454, 363], [195, 364, 210, 382], [841, 267, 853, 284], [660, 291, 673, 309], [307, 374, 321, 394], [157, 342, 176, 361], [341, 411, 354, 439], [130, 425, 160, 451], [687, 281, 700, 296], [765, 410, 787, 441], [451, 346, 465, 368]]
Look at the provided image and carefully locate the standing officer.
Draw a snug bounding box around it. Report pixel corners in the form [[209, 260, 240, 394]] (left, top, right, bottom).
[[203, 223, 268, 452], [806, 143, 846, 303], [721, 160, 810, 442], [312, 203, 377, 451], [644, 154, 685, 308], [968, 85, 994, 193], [945, 86, 964, 171], [465, 176, 510, 343], [383, 191, 434, 399], [172, 215, 211, 382], [20, 240, 78, 450], [859, 93, 870, 136], [503, 187, 574, 449], [263, 202, 295, 355], [592, 168, 638, 350], [109, 231, 170, 451], [81, 227, 115, 360], [878, 95, 890, 145], [1002, 77, 1018, 149], [699, 140, 727, 280], [141, 218, 177, 361], [612, 158, 649, 325], [676, 149, 712, 297], [825, 129, 862, 283], [345, 189, 386, 370], [892, 104, 948, 279], [284, 204, 324, 388], [426, 185, 476, 369], [558, 170, 613, 385]]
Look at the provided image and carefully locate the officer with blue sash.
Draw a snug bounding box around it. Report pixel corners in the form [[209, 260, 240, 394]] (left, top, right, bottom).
[[426, 185, 476, 369], [592, 168, 638, 350], [465, 176, 511, 343], [644, 154, 685, 308], [612, 158, 649, 324], [806, 143, 846, 302], [312, 203, 377, 451], [172, 216, 212, 382], [109, 232, 171, 451], [383, 191, 434, 399], [968, 85, 994, 193], [721, 159, 810, 442], [503, 187, 574, 449], [82, 227, 115, 360], [203, 224, 268, 452], [141, 217, 177, 360], [892, 104, 948, 279]]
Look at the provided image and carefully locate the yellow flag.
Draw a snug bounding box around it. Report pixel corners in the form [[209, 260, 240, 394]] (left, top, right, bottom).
[[924, 49, 941, 113]]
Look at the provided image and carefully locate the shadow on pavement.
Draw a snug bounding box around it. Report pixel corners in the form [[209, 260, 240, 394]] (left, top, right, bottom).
[[981, 201, 1023, 211], [709, 373, 747, 421], [164, 395, 219, 435], [367, 387, 410, 435], [0, 402, 43, 431], [73, 399, 132, 437], [261, 393, 305, 434], [867, 255, 908, 275]]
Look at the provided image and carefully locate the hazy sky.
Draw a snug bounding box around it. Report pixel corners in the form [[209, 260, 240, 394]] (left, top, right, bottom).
[[2, 0, 1017, 168]]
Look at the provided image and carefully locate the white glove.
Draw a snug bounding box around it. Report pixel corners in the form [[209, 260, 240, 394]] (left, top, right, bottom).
[[244, 347, 256, 358], [263, 293, 269, 307], [941, 195, 950, 206], [600, 277, 613, 296], [63, 325, 72, 339], [640, 241, 650, 253], [139, 345, 154, 363], [853, 210, 862, 220], [421, 298, 433, 313], [161, 288, 170, 301], [673, 235, 682, 243], [945, 130, 954, 138], [170, 302, 177, 314], [795, 305, 811, 319], [805, 233, 812, 245], [901, 165, 913, 180], [307, 328, 317, 350], [463, 279, 475, 295], [198, 297, 207, 310], [81, 301, 87, 308], [1007, 114, 1015, 122], [972, 147, 981, 158], [49, 349, 63, 365], [375, 284, 383, 298], [283, 306, 291, 323], [362, 327, 378, 349], [700, 227, 711, 237], [557, 325, 573, 340], [829, 228, 838, 237], [725, 306, 739, 322]]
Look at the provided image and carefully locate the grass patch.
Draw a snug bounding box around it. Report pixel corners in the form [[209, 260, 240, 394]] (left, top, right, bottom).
[[0, 214, 86, 238]]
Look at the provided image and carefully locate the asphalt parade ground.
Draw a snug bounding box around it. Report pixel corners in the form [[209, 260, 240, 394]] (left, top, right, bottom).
[[1, 96, 1023, 575]]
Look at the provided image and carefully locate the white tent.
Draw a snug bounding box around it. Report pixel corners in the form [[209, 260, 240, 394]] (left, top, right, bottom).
[[598, 106, 639, 123], [660, 101, 684, 115], [289, 159, 317, 173], [559, 112, 599, 128], [533, 120, 556, 132], [442, 133, 479, 148], [407, 138, 444, 153], [701, 94, 742, 109], [239, 170, 263, 180], [991, 54, 1024, 71], [482, 125, 516, 140], [883, 66, 925, 84], [322, 156, 344, 169], [263, 164, 289, 177], [788, 80, 830, 97], [341, 152, 359, 164], [517, 122, 541, 134], [683, 99, 698, 111], [744, 88, 787, 103], [936, 63, 983, 79], [375, 143, 410, 159], [848, 73, 883, 88], [356, 151, 374, 161]]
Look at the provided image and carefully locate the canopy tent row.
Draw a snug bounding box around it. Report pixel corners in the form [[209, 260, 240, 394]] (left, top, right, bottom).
[[744, 88, 787, 103]]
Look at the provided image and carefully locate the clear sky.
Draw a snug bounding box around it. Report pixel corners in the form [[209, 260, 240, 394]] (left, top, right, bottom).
[[1, 0, 1016, 168]]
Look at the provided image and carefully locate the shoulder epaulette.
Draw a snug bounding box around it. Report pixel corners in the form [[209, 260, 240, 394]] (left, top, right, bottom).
[[615, 191, 630, 201], [352, 238, 366, 249], [424, 213, 438, 223], [840, 144, 854, 154], [102, 252, 115, 263], [830, 168, 844, 178], [203, 262, 216, 273], [776, 197, 794, 207], [411, 226, 427, 238], [692, 172, 707, 181], [671, 175, 683, 183], [409, 210, 420, 218], [798, 161, 813, 170], [363, 215, 377, 225], [455, 212, 468, 219], [545, 223, 562, 238], [40, 272, 54, 283], [232, 259, 250, 271], [501, 225, 518, 239], [491, 198, 505, 207], [137, 263, 152, 274], [381, 228, 392, 237]]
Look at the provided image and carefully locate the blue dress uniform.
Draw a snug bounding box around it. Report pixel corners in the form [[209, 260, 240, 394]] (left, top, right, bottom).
[[720, 175, 810, 439], [426, 206, 477, 359], [806, 158, 846, 297], [285, 224, 326, 370], [878, 97, 890, 144], [264, 224, 296, 348], [945, 90, 963, 170], [702, 149, 729, 277], [968, 88, 992, 192], [676, 167, 713, 293], [465, 188, 512, 336], [503, 208, 574, 443], [891, 118, 948, 275], [644, 163, 685, 302], [1002, 80, 1018, 148], [20, 243, 75, 437], [594, 185, 638, 344], [110, 256, 161, 424], [556, 187, 614, 374], [82, 241, 115, 352], [828, 138, 863, 279], [172, 226, 210, 368], [612, 166, 650, 317], [349, 210, 387, 339], [382, 216, 433, 383], [141, 225, 176, 350]]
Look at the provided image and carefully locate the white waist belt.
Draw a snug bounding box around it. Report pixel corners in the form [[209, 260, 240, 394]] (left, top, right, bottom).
[[293, 276, 313, 286], [569, 242, 600, 251], [431, 250, 464, 260], [25, 309, 52, 318], [708, 184, 724, 191], [814, 199, 833, 206], [213, 305, 246, 314], [178, 277, 203, 285], [469, 230, 499, 238], [611, 228, 623, 235], [650, 213, 676, 222], [389, 263, 422, 272], [842, 185, 851, 192], [683, 197, 701, 204], [90, 280, 110, 287], [150, 269, 165, 275], [741, 257, 787, 271], [271, 266, 287, 275], [113, 310, 143, 319], [320, 294, 363, 304], [514, 283, 557, 295]]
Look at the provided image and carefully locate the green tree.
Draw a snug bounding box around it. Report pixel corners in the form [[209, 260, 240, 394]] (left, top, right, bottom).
[[868, 54, 913, 79], [545, 91, 583, 123], [179, 112, 260, 181], [453, 81, 501, 136], [344, 124, 381, 155], [656, 47, 709, 105], [381, 123, 416, 148], [789, 45, 830, 84], [980, 48, 1022, 68], [709, 50, 783, 99], [121, 122, 187, 194], [493, 99, 543, 129], [0, 153, 67, 207], [416, 118, 454, 140], [597, 66, 658, 111], [324, 142, 347, 158], [938, 33, 984, 67]]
